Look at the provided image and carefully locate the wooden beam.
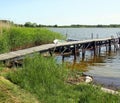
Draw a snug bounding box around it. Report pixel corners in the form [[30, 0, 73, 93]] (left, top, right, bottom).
[[0, 37, 118, 61]]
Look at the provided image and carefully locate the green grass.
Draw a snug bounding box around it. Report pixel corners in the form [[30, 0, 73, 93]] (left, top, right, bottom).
[[6, 55, 120, 103], [6, 55, 74, 102], [0, 76, 39, 103], [0, 27, 64, 53], [75, 84, 120, 103]]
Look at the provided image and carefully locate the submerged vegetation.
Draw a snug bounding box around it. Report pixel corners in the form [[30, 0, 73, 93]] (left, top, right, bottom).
[[4, 55, 120, 103]]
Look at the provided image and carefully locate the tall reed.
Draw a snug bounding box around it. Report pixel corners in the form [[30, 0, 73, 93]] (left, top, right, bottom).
[[0, 27, 64, 53]]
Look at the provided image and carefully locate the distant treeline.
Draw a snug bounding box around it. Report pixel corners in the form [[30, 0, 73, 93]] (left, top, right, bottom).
[[22, 23, 120, 28], [69, 24, 120, 28], [1, 20, 120, 28]]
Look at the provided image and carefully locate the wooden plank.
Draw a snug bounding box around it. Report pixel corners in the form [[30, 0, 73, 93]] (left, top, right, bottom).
[[0, 37, 116, 61], [0, 44, 55, 61], [56, 37, 112, 47]]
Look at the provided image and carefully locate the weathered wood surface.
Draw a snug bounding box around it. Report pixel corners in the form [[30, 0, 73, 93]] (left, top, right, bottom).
[[56, 37, 112, 47], [0, 37, 116, 61], [0, 44, 55, 61]]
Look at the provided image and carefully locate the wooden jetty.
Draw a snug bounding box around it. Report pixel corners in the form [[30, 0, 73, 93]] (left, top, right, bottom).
[[0, 37, 120, 64]]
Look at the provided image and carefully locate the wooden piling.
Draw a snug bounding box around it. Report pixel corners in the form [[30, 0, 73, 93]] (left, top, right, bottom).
[[105, 41, 108, 53], [73, 44, 76, 60], [108, 40, 111, 52], [61, 46, 65, 61], [98, 41, 101, 56], [82, 44, 85, 61], [49, 49, 53, 56], [93, 41, 96, 56], [119, 38, 120, 48], [96, 41, 99, 56], [113, 39, 116, 52]]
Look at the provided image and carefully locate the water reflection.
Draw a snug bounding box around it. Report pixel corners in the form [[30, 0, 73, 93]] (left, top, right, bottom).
[[56, 50, 120, 89], [86, 50, 120, 89], [58, 51, 116, 71]]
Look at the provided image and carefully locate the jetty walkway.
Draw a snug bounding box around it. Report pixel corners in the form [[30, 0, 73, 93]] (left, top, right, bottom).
[[0, 37, 120, 62]]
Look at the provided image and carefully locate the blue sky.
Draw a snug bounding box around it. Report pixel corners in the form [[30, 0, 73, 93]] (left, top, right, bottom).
[[0, 0, 120, 25]]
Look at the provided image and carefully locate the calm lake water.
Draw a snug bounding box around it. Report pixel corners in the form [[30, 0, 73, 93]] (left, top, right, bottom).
[[50, 28, 120, 89]]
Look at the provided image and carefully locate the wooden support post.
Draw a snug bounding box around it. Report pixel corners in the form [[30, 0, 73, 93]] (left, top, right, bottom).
[[82, 50, 85, 61], [61, 46, 65, 61], [119, 37, 120, 48], [93, 41, 96, 56], [3, 60, 12, 68], [108, 40, 111, 53], [3, 60, 6, 65], [96, 41, 99, 56], [105, 41, 108, 52], [82, 45, 85, 61], [113, 39, 116, 52], [98, 41, 101, 56], [76, 44, 80, 56], [49, 49, 53, 56], [73, 44, 76, 60]]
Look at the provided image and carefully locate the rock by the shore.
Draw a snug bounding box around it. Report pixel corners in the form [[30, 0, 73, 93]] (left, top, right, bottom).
[[67, 74, 93, 85]]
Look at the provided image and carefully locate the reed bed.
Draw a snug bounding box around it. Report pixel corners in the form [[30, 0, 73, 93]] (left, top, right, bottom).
[[0, 21, 11, 35], [0, 27, 64, 53]]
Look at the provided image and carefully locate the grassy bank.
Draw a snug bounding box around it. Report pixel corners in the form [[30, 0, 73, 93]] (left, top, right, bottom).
[[5, 55, 120, 103], [0, 76, 39, 103], [0, 27, 64, 53]]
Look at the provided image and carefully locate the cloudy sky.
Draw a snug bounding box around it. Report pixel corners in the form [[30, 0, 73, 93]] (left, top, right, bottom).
[[0, 0, 120, 25]]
